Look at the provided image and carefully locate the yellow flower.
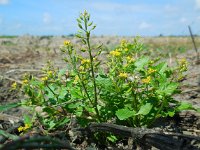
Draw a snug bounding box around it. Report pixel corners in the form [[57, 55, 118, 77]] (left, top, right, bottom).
[[64, 40, 71, 46], [120, 39, 127, 47], [18, 126, 24, 132], [179, 58, 188, 72], [24, 124, 30, 130], [142, 76, 151, 84], [73, 75, 80, 84], [110, 50, 121, 57], [22, 79, 28, 84], [119, 72, 128, 79], [81, 59, 90, 65], [79, 66, 84, 71], [126, 56, 135, 62], [41, 76, 48, 81], [11, 82, 17, 89], [180, 58, 187, 64], [18, 124, 30, 132], [47, 71, 53, 76], [148, 68, 156, 74]]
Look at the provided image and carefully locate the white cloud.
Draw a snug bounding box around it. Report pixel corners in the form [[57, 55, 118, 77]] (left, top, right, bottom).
[[179, 17, 188, 23], [43, 12, 52, 24], [139, 22, 151, 29], [196, 0, 200, 9], [91, 2, 155, 13], [0, 0, 9, 5], [164, 4, 179, 13]]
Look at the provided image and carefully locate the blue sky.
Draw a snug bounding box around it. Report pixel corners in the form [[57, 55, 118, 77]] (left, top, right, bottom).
[[0, 0, 200, 36]]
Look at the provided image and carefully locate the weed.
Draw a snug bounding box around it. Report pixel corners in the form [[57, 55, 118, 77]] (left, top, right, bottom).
[[17, 11, 199, 131]]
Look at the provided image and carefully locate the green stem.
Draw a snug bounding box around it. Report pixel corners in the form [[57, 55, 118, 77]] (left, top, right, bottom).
[[68, 52, 93, 105], [46, 84, 59, 101], [84, 18, 101, 122], [148, 97, 165, 127], [131, 82, 140, 127]]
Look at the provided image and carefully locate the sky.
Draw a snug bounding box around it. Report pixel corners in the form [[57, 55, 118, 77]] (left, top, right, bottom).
[[0, 0, 200, 36]]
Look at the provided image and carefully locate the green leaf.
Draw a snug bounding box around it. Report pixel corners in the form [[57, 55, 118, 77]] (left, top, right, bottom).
[[107, 135, 118, 143], [68, 102, 82, 109], [135, 57, 149, 71], [155, 62, 168, 74], [70, 87, 83, 99], [55, 117, 70, 127], [96, 75, 112, 89], [116, 108, 135, 120], [0, 130, 18, 140], [167, 108, 175, 117], [0, 102, 20, 112], [49, 120, 56, 130], [164, 82, 178, 95], [58, 87, 69, 100], [23, 115, 32, 126], [75, 107, 83, 117], [58, 69, 67, 77], [196, 108, 200, 113], [136, 103, 152, 115], [43, 107, 55, 115], [157, 82, 178, 96], [177, 102, 194, 111]]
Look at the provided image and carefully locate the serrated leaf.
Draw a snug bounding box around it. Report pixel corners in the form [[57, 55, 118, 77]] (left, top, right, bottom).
[[155, 62, 168, 74], [96, 75, 113, 90], [135, 57, 149, 71], [157, 82, 178, 96], [116, 108, 135, 120], [70, 87, 83, 99], [58, 86, 69, 100], [164, 82, 178, 95], [136, 103, 152, 115]]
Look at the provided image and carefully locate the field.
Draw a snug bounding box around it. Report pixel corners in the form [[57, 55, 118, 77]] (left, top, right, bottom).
[[0, 35, 200, 149]]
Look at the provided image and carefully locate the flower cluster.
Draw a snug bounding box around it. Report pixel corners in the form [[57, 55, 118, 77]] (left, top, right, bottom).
[[119, 72, 128, 79], [110, 49, 121, 57], [41, 76, 48, 81], [126, 56, 135, 63], [179, 58, 188, 72], [11, 82, 17, 89], [18, 124, 30, 132], [81, 59, 90, 65], [22, 79, 28, 85], [64, 40, 71, 46], [148, 68, 156, 74], [120, 39, 127, 47], [73, 75, 80, 84], [142, 76, 151, 84]]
